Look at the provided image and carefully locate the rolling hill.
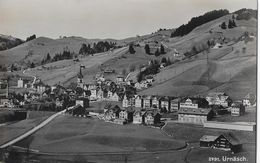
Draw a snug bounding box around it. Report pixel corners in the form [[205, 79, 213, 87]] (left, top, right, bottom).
[[0, 34, 24, 51]]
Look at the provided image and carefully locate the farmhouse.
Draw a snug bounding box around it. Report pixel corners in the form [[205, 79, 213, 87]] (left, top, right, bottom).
[[178, 107, 213, 124], [160, 96, 169, 111], [206, 92, 231, 107], [135, 95, 142, 108], [17, 78, 24, 88], [143, 96, 152, 108], [90, 89, 97, 100], [230, 101, 245, 116], [133, 110, 145, 124], [151, 96, 160, 108], [144, 110, 161, 125], [170, 98, 180, 111], [104, 105, 121, 120], [242, 93, 256, 107], [200, 133, 242, 153], [107, 91, 120, 101], [180, 97, 208, 109], [71, 105, 88, 117]]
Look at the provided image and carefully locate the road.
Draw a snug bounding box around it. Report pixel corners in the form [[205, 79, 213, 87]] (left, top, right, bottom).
[[0, 106, 74, 149]]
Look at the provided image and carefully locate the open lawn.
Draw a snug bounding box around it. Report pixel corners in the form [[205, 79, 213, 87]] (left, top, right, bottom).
[[212, 109, 256, 123], [17, 115, 186, 153]]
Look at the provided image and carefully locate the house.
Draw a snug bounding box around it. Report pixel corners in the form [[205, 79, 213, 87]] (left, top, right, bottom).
[[75, 97, 89, 108], [116, 76, 124, 84], [144, 110, 161, 125], [242, 93, 256, 107], [178, 107, 213, 125], [206, 92, 231, 107], [160, 97, 169, 111], [134, 95, 142, 108], [97, 89, 104, 100], [122, 95, 129, 108], [0, 97, 10, 107], [36, 83, 46, 93], [119, 110, 128, 120], [143, 96, 151, 109], [104, 105, 121, 121], [151, 96, 160, 108], [170, 98, 180, 111], [230, 101, 245, 116], [133, 110, 144, 124], [212, 43, 223, 49], [17, 78, 24, 88], [108, 92, 120, 101], [145, 76, 154, 83], [72, 105, 88, 117], [200, 133, 242, 153], [90, 89, 97, 101], [180, 97, 208, 109]]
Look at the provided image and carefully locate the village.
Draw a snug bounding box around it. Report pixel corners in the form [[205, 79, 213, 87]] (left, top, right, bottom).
[[0, 62, 256, 155]]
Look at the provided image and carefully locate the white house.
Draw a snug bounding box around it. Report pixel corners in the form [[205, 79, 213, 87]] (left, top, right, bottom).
[[206, 92, 230, 107], [135, 95, 142, 108], [17, 78, 24, 88], [180, 98, 198, 109], [133, 111, 143, 124]]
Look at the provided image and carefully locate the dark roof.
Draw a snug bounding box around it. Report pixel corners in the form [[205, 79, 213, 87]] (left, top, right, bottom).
[[178, 107, 212, 116], [221, 133, 241, 145]]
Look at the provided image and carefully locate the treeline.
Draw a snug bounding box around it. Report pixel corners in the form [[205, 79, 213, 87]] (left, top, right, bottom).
[[235, 8, 257, 20], [171, 9, 229, 37], [41, 50, 74, 65], [137, 60, 160, 82], [26, 34, 36, 42], [220, 18, 237, 29], [0, 37, 24, 51], [79, 41, 116, 55]]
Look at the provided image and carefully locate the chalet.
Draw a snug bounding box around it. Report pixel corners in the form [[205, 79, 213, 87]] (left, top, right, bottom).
[[75, 97, 89, 108], [17, 78, 24, 88], [119, 110, 128, 120], [170, 98, 180, 111], [206, 92, 231, 107], [144, 110, 161, 125], [230, 101, 245, 116], [36, 83, 47, 93], [242, 93, 256, 107], [72, 105, 88, 117], [108, 92, 120, 101], [143, 96, 152, 109], [133, 111, 144, 124], [178, 107, 213, 125], [90, 89, 97, 101], [134, 95, 142, 108], [151, 96, 160, 108], [160, 97, 169, 111], [200, 133, 242, 153], [180, 97, 208, 109], [104, 105, 121, 121], [122, 95, 128, 108]]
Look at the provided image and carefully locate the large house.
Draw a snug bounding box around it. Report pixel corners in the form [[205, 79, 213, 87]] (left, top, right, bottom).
[[143, 110, 161, 125], [242, 93, 256, 107], [230, 101, 245, 116], [160, 97, 169, 111], [133, 110, 144, 124], [134, 95, 142, 108], [143, 96, 152, 108], [75, 97, 89, 108], [17, 78, 24, 88], [151, 96, 160, 108], [107, 91, 120, 101], [180, 97, 208, 109], [178, 107, 213, 125], [200, 133, 242, 153], [206, 92, 231, 107], [170, 98, 180, 111], [104, 105, 121, 121]]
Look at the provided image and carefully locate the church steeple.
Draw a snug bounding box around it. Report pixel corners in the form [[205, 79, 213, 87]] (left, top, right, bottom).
[[77, 66, 83, 84]]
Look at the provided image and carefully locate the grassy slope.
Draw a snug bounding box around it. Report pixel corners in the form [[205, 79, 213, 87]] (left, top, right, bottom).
[[22, 116, 186, 153]]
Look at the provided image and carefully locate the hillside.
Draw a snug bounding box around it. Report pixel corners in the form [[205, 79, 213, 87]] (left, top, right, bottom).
[[138, 12, 257, 100], [0, 34, 24, 51]]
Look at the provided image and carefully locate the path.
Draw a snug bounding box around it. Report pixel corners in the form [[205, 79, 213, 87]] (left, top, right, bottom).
[[0, 106, 74, 149]]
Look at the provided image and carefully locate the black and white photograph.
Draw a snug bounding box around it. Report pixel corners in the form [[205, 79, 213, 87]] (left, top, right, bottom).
[[0, 0, 257, 162]]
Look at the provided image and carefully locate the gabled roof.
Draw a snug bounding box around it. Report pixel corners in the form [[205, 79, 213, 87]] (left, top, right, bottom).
[[200, 135, 218, 142], [221, 133, 241, 145], [244, 93, 256, 104]]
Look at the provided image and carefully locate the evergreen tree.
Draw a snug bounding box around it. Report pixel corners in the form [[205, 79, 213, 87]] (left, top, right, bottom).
[[155, 48, 160, 57], [144, 44, 150, 54], [129, 44, 135, 54], [46, 53, 51, 61], [160, 44, 165, 54], [220, 22, 227, 29], [30, 62, 35, 68]]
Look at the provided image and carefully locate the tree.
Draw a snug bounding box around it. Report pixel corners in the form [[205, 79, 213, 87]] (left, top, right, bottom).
[[26, 34, 36, 42], [161, 57, 167, 63], [144, 44, 150, 54], [155, 48, 160, 57], [129, 44, 135, 54], [160, 44, 165, 54], [30, 62, 35, 68], [46, 53, 51, 61], [220, 22, 227, 29], [228, 19, 236, 29]]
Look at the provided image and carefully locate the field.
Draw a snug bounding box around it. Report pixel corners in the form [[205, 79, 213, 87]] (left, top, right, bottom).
[[0, 116, 48, 145], [18, 115, 186, 154]]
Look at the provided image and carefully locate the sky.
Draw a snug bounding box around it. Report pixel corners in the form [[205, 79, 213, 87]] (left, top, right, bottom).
[[0, 0, 257, 40]]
